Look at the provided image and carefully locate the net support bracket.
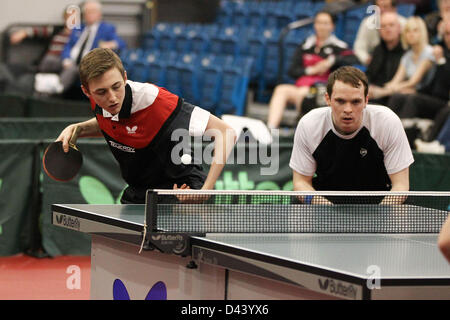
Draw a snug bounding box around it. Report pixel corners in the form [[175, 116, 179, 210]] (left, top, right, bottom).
[[143, 190, 205, 256]]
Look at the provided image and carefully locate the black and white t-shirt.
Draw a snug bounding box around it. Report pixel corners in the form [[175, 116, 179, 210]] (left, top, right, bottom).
[[289, 105, 414, 191]]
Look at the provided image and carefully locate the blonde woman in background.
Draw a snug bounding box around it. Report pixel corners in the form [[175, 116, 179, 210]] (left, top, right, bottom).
[[369, 16, 436, 106]]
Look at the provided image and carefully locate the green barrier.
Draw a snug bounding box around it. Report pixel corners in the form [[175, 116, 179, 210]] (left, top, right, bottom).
[[0, 118, 89, 139], [410, 152, 450, 191], [0, 93, 28, 117], [40, 140, 127, 256], [26, 96, 92, 118], [0, 140, 37, 255]]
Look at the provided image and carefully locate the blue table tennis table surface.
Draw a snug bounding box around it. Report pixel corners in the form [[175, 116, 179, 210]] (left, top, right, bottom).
[[51, 203, 450, 299]]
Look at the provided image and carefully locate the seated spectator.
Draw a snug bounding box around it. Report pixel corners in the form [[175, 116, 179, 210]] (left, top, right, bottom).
[[367, 11, 405, 106], [367, 16, 436, 105], [34, 0, 127, 96], [266, 11, 358, 129], [353, 0, 407, 66], [389, 21, 450, 124], [424, 0, 450, 44], [0, 6, 73, 95], [415, 108, 450, 153]]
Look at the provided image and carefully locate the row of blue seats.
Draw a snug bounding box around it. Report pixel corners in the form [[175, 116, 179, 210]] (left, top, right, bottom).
[[121, 49, 253, 116], [139, 2, 416, 106], [143, 23, 313, 76], [216, 0, 326, 30], [142, 23, 317, 101]]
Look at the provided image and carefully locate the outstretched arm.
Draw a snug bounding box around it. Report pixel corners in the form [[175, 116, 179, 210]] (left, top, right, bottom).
[[201, 115, 237, 189]]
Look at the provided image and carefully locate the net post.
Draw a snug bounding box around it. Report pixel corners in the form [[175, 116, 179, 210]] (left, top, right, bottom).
[[145, 189, 158, 232]]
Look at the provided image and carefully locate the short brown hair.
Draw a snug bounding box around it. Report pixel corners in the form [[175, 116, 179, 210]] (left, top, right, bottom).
[[79, 48, 125, 90], [327, 66, 369, 97]]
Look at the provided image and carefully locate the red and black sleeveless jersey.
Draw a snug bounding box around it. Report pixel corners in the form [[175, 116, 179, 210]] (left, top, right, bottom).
[[90, 80, 206, 201]]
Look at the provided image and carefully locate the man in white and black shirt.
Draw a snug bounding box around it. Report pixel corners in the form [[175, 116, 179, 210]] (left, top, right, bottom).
[[290, 66, 413, 195]]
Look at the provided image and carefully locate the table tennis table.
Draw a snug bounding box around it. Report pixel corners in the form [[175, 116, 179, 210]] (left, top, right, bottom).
[[51, 190, 450, 300]]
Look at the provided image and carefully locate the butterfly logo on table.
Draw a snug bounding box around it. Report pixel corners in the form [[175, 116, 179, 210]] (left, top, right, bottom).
[[113, 279, 167, 300]]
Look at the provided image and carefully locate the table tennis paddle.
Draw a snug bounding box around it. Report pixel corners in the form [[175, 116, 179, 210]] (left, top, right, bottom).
[[43, 126, 83, 182]]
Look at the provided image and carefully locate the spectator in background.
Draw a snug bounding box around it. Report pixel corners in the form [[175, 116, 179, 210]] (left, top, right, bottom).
[[266, 11, 358, 129], [425, 0, 450, 44], [367, 11, 405, 106], [385, 17, 436, 109], [353, 0, 406, 66], [0, 6, 74, 95], [367, 17, 436, 105], [411, 20, 450, 153], [34, 0, 126, 95], [390, 21, 450, 124], [9, 8, 73, 74]]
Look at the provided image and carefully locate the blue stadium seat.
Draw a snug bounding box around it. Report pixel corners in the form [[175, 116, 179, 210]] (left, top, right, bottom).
[[293, 1, 314, 20], [177, 53, 201, 104], [396, 3, 416, 17], [129, 50, 160, 83], [171, 24, 190, 53], [190, 25, 215, 55], [210, 26, 242, 58], [158, 26, 177, 53], [120, 48, 144, 81], [275, 1, 297, 29], [196, 54, 226, 112], [248, 3, 267, 30], [218, 55, 254, 116], [246, 27, 267, 81], [143, 23, 172, 51], [233, 2, 250, 27], [342, 4, 370, 47], [144, 50, 166, 87], [216, 0, 234, 26], [282, 26, 312, 83], [155, 51, 179, 89], [257, 28, 281, 101]]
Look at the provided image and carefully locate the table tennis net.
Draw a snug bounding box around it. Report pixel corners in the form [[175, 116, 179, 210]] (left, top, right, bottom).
[[146, 191, 450, 234]]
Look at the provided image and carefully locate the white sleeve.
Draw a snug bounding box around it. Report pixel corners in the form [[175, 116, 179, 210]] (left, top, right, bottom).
[[353, 17, 371, 65], [189, 106, 210, 136], [382, 113, 414, 174], [289, 119, 316, 176]]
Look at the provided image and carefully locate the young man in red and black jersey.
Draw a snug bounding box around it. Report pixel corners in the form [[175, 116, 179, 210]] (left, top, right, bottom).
[[56, 48, 236, 204]]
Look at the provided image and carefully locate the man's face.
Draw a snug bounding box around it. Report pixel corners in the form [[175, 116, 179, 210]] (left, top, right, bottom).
[[441, 0, 450, 14], [82, 68, 127, 116], [83, 2, 102, 25], [379, 13, 401, 43], [326, 80, 368, 135]]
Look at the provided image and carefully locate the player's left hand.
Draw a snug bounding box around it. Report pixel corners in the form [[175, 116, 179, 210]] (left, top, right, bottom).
[[173, 184, 210, 204]]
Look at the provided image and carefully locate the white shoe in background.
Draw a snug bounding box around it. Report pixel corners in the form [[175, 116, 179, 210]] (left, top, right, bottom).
[[415, 139, 445, 154], [34, 73, 63, 94]]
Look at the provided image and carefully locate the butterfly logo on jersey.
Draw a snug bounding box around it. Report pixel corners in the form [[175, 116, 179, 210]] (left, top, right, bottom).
[[126, 126, 138, 134], [360, 148, 368, 157]]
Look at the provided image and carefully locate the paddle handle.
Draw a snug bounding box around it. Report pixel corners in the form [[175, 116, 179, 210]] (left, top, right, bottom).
[[69, 125, 81, 150]]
